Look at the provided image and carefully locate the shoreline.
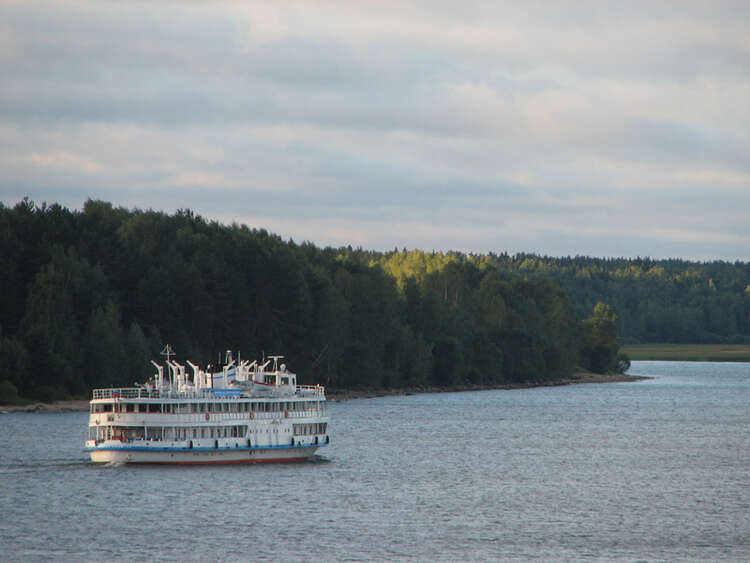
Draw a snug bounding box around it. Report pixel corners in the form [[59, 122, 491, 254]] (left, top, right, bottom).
[[0, 372, 647, 412], [326, 372, 649, 400], [0, 399, 90, 414], [621, 343, 750, 362]]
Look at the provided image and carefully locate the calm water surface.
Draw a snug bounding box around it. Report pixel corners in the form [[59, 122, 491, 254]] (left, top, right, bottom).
[[1, 361, 749, 562]]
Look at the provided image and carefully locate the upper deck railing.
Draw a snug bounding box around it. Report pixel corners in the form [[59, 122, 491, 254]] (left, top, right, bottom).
[[92, 384, 326, 401]]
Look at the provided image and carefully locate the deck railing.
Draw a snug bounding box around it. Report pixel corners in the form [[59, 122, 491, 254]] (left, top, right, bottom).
[[92, 385, 326, 401]]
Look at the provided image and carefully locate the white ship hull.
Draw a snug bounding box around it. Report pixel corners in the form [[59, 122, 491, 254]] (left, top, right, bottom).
[[87, 442, 324, 465]]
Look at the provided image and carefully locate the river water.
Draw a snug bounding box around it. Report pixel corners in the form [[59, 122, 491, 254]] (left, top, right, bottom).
[[1, 361, 749, 562]]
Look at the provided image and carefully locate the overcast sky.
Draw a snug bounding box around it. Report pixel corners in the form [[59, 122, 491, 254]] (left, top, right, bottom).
[[1, 1, 748, 260]]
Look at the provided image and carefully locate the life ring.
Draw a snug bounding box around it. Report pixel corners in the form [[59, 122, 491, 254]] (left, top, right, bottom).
[[205, 413, 210, 421], [249, 411, 254, 420], [284, 411, 289, 419]]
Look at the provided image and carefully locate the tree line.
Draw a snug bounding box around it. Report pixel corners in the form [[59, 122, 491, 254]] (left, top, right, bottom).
[[484, 253, 750, 344], [6, 198, 728, 403]]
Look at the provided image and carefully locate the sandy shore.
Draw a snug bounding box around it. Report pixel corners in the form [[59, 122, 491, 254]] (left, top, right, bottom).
[[1, 372, 648, 412]]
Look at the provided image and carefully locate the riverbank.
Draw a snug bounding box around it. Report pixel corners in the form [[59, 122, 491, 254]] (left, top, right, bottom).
[[1, 372, 648, 412], [622, 343, 750, 362], [0, 400, 90, 414], [327, 371, 649, 400]]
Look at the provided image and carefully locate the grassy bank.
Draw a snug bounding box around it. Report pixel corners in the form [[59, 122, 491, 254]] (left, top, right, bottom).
[[622, 344, 750, 362]]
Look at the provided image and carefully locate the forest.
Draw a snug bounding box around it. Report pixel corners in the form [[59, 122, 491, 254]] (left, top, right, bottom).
[[1, 199, 746, 402], [484, 253, 750, 344]]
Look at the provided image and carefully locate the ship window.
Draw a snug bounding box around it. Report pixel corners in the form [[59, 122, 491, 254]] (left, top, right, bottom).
[[102, 404, 113, 412], [138, 404, 147, 413], [193, 429, 197, 438], [126, 403, 135, 412], [281, 377, 288, 385], [148, 404, 160, 413]]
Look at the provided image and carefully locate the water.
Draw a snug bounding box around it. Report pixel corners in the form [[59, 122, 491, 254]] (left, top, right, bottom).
[[1, 361, 749, 562]]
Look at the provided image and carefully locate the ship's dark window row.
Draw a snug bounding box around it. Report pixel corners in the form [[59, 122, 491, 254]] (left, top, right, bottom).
[[293, 423, 327, 436], [90, 425, 250, 442], [93, 401, 321, 414]]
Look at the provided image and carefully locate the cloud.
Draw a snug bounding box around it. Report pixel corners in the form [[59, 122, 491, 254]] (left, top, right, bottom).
[[1, 1, 748, 260]]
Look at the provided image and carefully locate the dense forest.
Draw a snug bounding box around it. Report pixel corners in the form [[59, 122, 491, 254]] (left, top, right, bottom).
[[0, 198, 746, 402], [484, 254, 750, 344]]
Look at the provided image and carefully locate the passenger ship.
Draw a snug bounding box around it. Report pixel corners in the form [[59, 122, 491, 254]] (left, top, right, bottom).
[[85, 348, 329, 465]]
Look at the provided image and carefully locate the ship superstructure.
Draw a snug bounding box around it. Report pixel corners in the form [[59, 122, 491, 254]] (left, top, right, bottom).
[[85, 349, 329, 464]]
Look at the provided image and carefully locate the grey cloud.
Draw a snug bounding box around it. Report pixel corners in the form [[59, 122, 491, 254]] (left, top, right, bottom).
[[1, 1, 749, 260]]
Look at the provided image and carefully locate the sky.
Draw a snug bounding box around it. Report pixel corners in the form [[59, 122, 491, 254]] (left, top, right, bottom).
[[1, 1, 748, 261]]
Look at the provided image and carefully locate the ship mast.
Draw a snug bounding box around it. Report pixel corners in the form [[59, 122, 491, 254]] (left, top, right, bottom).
[[160, 345, 175, 386]]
